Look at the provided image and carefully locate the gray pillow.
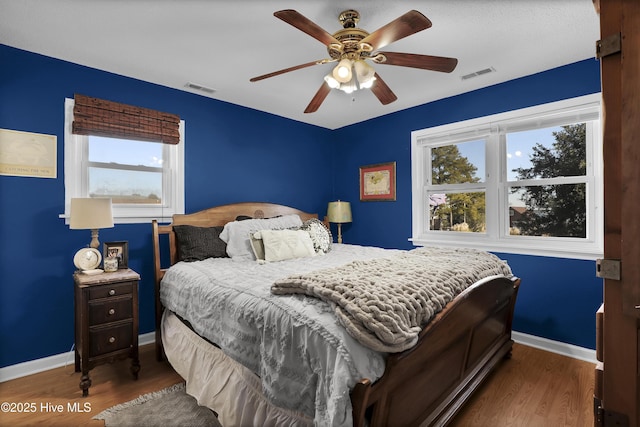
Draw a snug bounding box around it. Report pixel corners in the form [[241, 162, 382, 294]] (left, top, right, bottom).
[[219, 214, 304, 260], [174, 225, 227, 262]]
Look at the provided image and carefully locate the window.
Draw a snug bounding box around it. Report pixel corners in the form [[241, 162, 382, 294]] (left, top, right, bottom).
[[63, 98, 185, 223], [411, 94, 602, 259]]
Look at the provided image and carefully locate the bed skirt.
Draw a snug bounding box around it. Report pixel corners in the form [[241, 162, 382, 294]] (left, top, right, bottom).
[[162, 310, 313, 427]]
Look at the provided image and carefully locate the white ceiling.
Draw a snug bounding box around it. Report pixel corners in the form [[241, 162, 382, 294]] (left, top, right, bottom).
[[0, 0, 600, 130]]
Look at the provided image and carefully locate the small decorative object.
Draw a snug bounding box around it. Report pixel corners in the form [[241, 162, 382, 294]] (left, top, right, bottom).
[[73, 247, 102, 272], [327, 200, 352, 244], [103, 257, 118, 272], [360, 162, 396, 201], [104, 241, 129, 269]]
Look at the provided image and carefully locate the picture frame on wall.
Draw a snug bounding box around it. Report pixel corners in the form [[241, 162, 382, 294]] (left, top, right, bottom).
[[359, 162, 396, 202], [103, 241, 129, 269]]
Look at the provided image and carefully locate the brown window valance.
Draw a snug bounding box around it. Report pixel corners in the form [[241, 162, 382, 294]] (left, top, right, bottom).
[[72, 94, 180, 145]]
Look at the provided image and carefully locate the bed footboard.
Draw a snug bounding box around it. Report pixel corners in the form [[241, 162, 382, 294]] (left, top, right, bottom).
[[352, 275, 520, 427]]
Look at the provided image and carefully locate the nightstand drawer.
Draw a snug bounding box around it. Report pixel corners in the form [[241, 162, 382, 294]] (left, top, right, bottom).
[[89, 282, 133, 300], [89, 296, 133, 325], [89, 322, 133, 356]]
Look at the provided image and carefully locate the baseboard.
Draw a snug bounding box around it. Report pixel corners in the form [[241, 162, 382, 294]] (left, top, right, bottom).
[[512, 331, 597, 363], [1, 331, 595, 383], [0, 332, 155, 383]]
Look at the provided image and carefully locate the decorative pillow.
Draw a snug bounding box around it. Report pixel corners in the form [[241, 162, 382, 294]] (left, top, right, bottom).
[[249, 232, 266, 261], [219, 214, 304, 260], [299, 218, 332, 254], [255, 229, 316, 262], [173, 225, 227, 262]]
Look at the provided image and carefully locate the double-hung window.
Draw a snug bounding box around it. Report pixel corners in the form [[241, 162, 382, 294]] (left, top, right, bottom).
[[63, 98, 185, 223], [411, 94, 602, 259]]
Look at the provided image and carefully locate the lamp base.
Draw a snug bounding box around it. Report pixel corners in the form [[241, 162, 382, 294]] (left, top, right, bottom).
[[89, 229, 100, 249], [337, 223, 343, 244]]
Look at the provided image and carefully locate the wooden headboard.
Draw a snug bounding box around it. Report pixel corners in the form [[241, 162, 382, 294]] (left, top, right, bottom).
[[151, 202, 318, 359]]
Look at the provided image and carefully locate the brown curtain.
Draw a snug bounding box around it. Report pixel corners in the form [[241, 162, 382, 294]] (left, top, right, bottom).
[[72, 94, 180, 145]]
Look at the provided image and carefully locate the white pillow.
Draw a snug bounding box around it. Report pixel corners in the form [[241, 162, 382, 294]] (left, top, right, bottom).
[[255, 229, 316, 262], [219, 214, 303, 260]]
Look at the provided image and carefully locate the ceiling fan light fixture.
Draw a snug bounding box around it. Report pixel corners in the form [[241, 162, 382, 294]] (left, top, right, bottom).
[[353, 59, 376, 87], [333, 58, 353, 83], [359, 75, 377, 89], [324, 74, 341, 89], [339, 77, 357, 94]]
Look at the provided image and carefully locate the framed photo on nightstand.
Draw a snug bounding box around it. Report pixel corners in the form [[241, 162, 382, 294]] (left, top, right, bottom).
[[104, 241, 129, 269]]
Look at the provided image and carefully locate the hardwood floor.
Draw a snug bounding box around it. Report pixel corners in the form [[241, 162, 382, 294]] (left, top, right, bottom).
[[0, 344, 182, 427], [449, 344, 594, 427], [0, 343, 594, 426]]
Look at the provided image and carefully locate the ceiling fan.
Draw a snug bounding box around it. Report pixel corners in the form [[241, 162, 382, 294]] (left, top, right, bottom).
[[250, 9, 458, 114]]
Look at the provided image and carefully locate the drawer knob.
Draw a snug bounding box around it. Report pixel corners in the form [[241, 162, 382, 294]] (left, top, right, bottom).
[[109, 289, 116, 296], [109, 337, 116, 344], [108, 308, 115, 315]]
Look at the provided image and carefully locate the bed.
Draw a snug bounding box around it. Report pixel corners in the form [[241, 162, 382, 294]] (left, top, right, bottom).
[[152, 202, 520, 427]]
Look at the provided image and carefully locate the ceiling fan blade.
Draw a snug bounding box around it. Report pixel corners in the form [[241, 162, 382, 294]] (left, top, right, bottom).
[[360, 10, 432, 51], [370, 73, 398, 105], [304, 82, 331, 113], [274, 10, 341, 47], [376, 52, 458, 73], [250, 60, 325, 82]]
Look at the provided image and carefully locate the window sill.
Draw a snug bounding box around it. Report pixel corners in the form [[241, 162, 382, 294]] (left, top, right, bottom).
[[409, 236, 603, 260], [59, 213, 174, 225]]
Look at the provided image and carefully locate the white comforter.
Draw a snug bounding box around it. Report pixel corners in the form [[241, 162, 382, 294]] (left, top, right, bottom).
[[160, 244, 399, 427]]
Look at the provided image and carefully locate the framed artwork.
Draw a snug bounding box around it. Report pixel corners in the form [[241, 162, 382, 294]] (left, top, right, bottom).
[[360, 162, 396, 201], [0, 128, 57, 178], [103, 241, 129, 269]]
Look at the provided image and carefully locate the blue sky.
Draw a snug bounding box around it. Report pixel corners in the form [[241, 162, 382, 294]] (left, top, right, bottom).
[[88, 136, 163, 196], [454, 126, 565, 208], [456, 126, 563, 182]]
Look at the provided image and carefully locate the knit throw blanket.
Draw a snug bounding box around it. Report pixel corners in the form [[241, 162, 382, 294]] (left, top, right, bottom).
[[272, 247, 513, 353]]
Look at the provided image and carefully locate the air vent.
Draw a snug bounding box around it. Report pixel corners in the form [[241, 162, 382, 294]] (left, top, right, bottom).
[[185, 82, 216, 94], [461, 67, 496, 81]]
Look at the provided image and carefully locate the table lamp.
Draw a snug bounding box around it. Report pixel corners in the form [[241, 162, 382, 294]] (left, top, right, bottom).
[[70, 198, 114, 249], [327, 200, 352, 244]]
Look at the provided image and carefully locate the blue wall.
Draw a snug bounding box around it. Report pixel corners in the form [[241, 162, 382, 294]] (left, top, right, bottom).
[[0, 43, 602, 369], [332, 59, 604, 349], [0, 45, 332, 368]]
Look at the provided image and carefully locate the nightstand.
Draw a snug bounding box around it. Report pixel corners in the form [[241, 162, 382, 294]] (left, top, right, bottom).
[[74, 268, 140, 396]]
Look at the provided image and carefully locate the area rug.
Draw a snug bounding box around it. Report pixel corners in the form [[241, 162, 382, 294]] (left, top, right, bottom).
[[93, 382, 221, 427]]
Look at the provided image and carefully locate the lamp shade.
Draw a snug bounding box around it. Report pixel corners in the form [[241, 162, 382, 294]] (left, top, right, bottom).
[[324, 74, 341, 89], [354, 59, 376, 88], [327, 201, 352, 224], [332, 58, 353, 83], [70, 198, 114, 230]]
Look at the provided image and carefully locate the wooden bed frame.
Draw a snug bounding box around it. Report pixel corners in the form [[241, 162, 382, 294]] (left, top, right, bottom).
[[152, 202, 521, 427]]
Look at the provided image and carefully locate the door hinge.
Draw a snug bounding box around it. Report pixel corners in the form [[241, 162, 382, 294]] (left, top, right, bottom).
[[596, 259, 621, 280], [596, 33, 622, 59], [595, 399, 630, 427], [595, 398, 603, 427]]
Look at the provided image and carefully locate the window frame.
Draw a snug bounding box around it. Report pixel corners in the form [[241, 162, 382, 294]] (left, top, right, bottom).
[[62, 98, 185, 224], [411, 94, 603, 260]]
